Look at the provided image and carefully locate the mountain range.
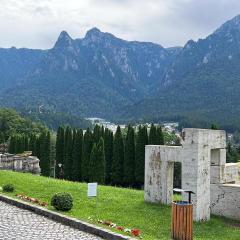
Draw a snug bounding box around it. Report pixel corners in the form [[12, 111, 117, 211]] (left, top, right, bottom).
[[1, 15, 240, 129]]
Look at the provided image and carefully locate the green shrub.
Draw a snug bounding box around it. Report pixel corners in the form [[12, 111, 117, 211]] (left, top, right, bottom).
[[51, 192, 73, 211], [2, 184, 14, 192]]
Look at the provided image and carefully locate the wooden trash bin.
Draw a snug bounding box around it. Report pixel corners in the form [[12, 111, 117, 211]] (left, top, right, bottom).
[[171, 201, 193, 240]]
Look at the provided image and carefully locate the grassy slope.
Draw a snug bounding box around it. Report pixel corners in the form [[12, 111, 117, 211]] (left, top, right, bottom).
[[0, 171, 239, 240]]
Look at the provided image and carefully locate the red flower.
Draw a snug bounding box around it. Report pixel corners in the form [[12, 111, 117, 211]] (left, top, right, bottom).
[[116, 226, 124, 231], [131, 229, 141, 237]]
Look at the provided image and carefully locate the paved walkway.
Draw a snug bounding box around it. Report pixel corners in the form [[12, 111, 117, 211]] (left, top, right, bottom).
[[0, 201, 103, 240]]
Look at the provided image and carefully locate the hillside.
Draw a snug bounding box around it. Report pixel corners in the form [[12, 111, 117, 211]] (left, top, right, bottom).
[[0, 29, 176, 118], [120, 15, 240, 129], [1, 16, 240, 127]]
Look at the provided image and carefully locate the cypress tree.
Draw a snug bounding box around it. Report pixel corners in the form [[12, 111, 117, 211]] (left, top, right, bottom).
[[64, 127, 73, 180], [41, 131, 51, 176], [82, 128, 93, 182], [112, 126, 124, 185], [24, 135, 29, 151], [156, 126, 164, 145], [38, 132, 50, 176], [8, 136, 16, 154], [29, 134, 36, 155], [72, 129, 83, 181], [104, 128, 113, 184], [149, 124, 157, 145], [135, 125, 148, 187], [89, 137, 105, 184], [123, 125, 135, 186], [93, 125, 101, 143], [55, 127, 65, 178]]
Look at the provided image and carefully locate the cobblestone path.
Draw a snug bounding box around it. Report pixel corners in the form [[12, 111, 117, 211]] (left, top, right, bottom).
[[0, 201, 103, 240]]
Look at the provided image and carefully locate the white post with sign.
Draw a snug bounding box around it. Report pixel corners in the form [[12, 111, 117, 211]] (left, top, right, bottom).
[[88, 183, 98, 218], [88, 183, 98, 197]]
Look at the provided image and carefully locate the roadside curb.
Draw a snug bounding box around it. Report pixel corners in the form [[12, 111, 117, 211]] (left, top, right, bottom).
[[0, 194, 134, 240]]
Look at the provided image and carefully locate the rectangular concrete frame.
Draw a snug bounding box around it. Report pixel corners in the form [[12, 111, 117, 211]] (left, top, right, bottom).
[[144, 128, 240, 221]]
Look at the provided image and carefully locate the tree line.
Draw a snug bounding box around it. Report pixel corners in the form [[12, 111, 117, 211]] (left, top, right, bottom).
[[55, 124, 164, 187], [8, 132, 51, 176]]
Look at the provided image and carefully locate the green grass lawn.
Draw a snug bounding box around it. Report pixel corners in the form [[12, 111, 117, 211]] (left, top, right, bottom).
[[0, 170, 239, 240]]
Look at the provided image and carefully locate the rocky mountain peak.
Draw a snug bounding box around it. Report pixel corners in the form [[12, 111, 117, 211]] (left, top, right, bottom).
[[54, 31, 74, 49]]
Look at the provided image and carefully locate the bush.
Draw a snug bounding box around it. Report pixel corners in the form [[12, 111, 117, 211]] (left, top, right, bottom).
[[51, 192, 73, 211], [2, 184, 14, 192]]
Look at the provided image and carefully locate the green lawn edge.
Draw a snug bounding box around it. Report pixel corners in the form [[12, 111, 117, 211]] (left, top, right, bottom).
[[0, 170, 239, 240]]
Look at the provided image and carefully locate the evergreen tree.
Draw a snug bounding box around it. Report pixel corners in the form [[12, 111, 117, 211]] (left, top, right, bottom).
[[64, 127, 73, 180], [112, 126, 124, 185], [104, 128, 113, 184], [24, 135, 29, 151], [72, 129, 83, 181], [29, 134, 36, 155], [89, 138, 105, 183], [82, 128, 93, 182], [123, 125, 135, 186], [156, 126, 164, 145], [8, 135, 16, 154], [149, 124, 157, 145], [135, 125, 148, 187], [93, 125, 101, 143], [55, 127, 65, 178], [38, 132, 50, 176]]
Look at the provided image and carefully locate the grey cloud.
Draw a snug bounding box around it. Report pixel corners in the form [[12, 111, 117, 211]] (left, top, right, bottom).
[[0, 0, 240, 48]]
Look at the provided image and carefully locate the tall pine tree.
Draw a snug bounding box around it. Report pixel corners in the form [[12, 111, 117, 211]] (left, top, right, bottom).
[[89, 138, 105, 184], [112, 126, 124, 185], [72, 129, 83, 181], [149, 124, 157, 145], [55, 127, 65, 178], [135, 125, 148, 187], [82, 128, 93, 182], [123, 125, 135, 186], [104, 128, 113, 184], [64, 127, 73, 180], [156, 126, 164, 145]]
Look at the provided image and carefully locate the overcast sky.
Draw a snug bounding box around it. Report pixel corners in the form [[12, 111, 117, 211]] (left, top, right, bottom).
[[0, 0, 240, 49]]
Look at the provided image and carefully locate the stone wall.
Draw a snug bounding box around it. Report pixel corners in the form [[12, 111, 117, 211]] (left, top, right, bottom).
[[211, 184, 240, 220], [0, 153, 41, 174]]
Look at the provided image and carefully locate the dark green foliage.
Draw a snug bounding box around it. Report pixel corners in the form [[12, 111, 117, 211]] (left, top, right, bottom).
[[39, 132, 51, 177], [55, 127, 65, 178], [156, 126, 164, 145], [82, 128, 93, 182], [104, 129, 113, 184], [93, 125, 101, 143], [0, 132, 5, 144], [64, 127, 73, 180], [2, 184, 14, 192], [123, 125, 135, 186], [72, 129, 83, 181], [135, 125, 148, 186], [226, 142, 239, 163], [51, 192, 73, 211], [89, 138, 105, 184], [211, 124, 219, 130], [0, 108, 46, 139], [149, 124, 157, 145], [112, 126, 124, 185], [21, 110, 91, 131], [29, 134, 37, 156], [8, 136, 16, 154]]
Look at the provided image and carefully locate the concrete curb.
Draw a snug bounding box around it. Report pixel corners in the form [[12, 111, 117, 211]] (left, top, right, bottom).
[[0, 194, 134, 240]]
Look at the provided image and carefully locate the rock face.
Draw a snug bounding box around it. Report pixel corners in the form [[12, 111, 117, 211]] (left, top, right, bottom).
[[0, 28, 177, 118], [0, 153, 41, 174], [144, 128, 240, 221]]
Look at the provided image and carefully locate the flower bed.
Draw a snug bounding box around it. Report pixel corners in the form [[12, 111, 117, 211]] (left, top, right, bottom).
[[88, 217, 142, 238], [16, 194, 48, 207]]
